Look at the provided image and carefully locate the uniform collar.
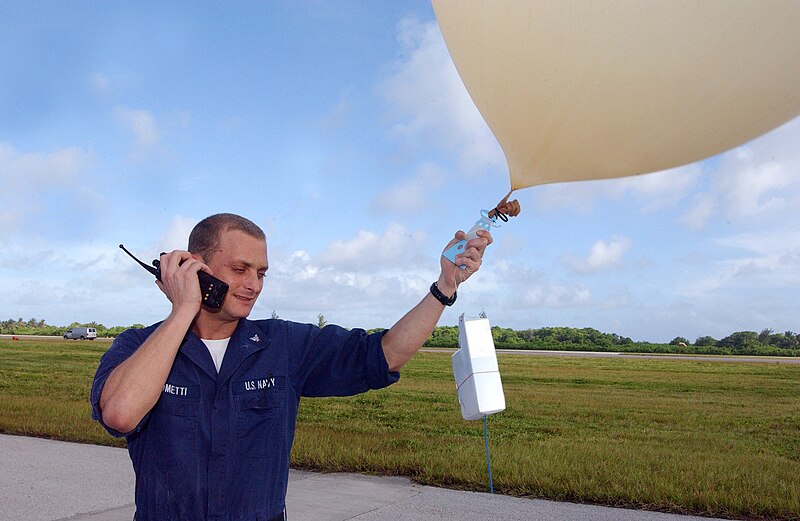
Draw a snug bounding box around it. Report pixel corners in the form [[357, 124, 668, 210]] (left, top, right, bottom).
[[179, 319, 272, 385], [216, 319, 271, 387], [178, 333, 218, 381]]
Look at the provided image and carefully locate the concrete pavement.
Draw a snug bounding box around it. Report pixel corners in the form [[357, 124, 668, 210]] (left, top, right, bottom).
[[0, 434, 726, 521], [421, 347, 800, 364]]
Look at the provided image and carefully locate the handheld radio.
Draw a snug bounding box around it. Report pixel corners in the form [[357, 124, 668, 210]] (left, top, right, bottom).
[[119, 244, 229, 309]]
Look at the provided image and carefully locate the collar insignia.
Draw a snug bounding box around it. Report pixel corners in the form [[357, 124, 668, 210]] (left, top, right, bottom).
[[250, 334, 261, 343]]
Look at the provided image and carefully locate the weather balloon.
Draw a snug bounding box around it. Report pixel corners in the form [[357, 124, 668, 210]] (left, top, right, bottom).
[[432, 0, 800, 190]]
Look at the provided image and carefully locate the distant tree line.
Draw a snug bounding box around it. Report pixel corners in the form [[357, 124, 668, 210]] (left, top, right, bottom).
[[421, 325, 798, 357], [0, 318, 143, 338], [3, 317, 799, 356]]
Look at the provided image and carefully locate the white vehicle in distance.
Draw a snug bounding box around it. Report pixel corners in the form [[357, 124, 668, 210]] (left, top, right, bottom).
[[63, 327, 97, 340]]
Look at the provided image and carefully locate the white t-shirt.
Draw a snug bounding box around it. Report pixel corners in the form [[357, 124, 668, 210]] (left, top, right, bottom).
[[201, 337, 231, 373]]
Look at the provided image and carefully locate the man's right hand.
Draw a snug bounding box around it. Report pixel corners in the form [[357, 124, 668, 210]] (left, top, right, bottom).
[[155, 250, 213, 317], [100, 250, 211, 434]]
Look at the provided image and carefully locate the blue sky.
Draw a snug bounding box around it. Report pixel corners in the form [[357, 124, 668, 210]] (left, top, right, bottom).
[[1, 1, 798, 343]]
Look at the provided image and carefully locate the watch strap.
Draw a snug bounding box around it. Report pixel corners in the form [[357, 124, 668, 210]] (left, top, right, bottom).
[[430, 282, 457, 306]]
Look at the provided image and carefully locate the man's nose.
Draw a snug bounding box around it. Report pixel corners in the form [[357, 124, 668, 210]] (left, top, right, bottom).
[[245, 271, 261, 292]]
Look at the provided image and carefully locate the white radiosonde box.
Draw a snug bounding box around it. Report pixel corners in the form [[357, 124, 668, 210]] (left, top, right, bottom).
[[451, 314, 506, 420]]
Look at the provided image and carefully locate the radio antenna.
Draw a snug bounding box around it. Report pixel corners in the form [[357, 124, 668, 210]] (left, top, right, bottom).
[[119, 244, 159, 278]]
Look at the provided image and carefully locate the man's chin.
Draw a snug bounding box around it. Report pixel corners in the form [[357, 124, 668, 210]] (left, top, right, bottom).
[[228, 303, 257, 320]]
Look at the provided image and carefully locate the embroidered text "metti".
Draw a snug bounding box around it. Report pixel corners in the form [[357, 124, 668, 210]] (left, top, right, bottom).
[[163, 383, 188, 396]]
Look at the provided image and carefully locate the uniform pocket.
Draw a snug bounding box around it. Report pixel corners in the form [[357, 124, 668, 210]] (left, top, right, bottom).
[[235, 389, 286, 458], [154, 385, 200, 417], [146, 385, 200, 466]]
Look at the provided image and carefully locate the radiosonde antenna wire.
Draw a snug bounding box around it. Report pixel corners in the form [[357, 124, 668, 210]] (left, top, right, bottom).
[[483, 414, 494, 493]]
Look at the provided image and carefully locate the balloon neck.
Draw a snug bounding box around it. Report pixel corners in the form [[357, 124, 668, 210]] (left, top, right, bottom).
[[479, 209, 501, 227]]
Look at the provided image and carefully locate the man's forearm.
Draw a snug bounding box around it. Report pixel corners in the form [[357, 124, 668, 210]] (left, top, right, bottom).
[[381, 278, 456, 372], [99, 308, 195, 433]]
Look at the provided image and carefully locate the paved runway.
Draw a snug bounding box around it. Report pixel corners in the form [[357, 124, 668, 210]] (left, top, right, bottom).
[[0, 434, 726, 521], [423, 347, 800, 364]]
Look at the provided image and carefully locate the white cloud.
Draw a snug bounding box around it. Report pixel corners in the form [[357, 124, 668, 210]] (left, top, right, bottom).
[[371, 162, 447, 214], [0, 142, 94, 233], [522, 283, 592, 308], [614, 164, 703, 213], [716, 159, 795, 218], [779, 248, 800, 269], [261, 250, 431, 327], [713, 230, 800, 254], [679, 193, 716, 230], [677, 253, 800, 299], [675, 230, 800, 299], [155, 215, 196, 253], [0, 142, 89, 188], [0, 236, 163, 326], [379, 18, 504, 175], [527, 180, 613, 214], [113, 107, 189, 160], [601, 288, 631, 309], [112, 216, 195, 286], [532, 163, 702, 214], [246, 224, 439, 327], [90, 72, 110, 94], [677, 116, 800, 226], [89, 71, 139, 96], [319, 223, 428, 272], [562, 236, 632, 274], [114, 106, 160, 157], [481, 260, 593, 310]]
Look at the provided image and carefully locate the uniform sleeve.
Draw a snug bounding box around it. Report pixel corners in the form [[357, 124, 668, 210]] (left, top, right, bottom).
[[90, 326, 154, 438], [288, 322, 400, 398]]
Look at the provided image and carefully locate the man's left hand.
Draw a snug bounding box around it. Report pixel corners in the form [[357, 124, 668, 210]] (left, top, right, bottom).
[[437, 230, 493, 296]]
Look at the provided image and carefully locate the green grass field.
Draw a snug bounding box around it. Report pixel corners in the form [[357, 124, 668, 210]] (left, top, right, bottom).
[[1, 337, 798, 520]]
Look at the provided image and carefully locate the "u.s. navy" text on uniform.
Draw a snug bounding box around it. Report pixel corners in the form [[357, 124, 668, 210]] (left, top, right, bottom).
[[244, 377, 276, 391]]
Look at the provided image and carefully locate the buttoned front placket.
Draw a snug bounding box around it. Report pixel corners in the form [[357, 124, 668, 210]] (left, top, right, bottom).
[[206, 324, 270, 521], [172, 333, 219, 521], [207, 381, 231, 521]]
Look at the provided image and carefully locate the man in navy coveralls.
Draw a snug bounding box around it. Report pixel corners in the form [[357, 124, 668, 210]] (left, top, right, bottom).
[[91, 213, 491, 521]]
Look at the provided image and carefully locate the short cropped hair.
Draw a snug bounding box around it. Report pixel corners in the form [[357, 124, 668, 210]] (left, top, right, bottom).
[[188, 213, 265, 262]]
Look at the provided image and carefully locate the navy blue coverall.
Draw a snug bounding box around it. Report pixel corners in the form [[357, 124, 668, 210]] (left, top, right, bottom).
[[91, 318, 399, 521]]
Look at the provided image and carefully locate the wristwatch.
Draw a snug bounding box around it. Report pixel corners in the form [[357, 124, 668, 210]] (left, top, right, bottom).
[[430, 282, 457, 306]]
